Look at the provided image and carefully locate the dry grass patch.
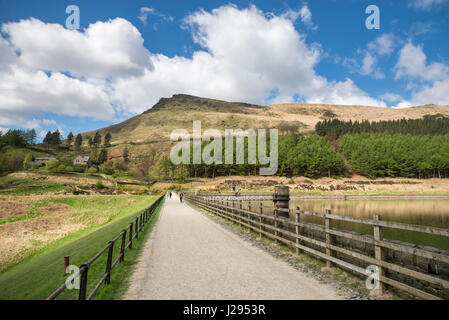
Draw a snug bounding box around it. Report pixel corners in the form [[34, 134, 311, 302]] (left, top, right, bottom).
[[38, 203, 71, 215], [0, 213, 85, 271], [0, 201, 32, 218]]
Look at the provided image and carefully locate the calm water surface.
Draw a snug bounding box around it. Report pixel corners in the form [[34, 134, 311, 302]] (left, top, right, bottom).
[[256, 199, 449, 251]]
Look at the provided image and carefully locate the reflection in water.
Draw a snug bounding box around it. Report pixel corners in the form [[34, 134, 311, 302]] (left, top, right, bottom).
[[258, 200, 449, 251]]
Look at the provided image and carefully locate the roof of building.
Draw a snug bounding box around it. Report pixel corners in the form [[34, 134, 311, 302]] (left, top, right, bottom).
[[35, 157, 56, 160], [75, 155, 90, 161]]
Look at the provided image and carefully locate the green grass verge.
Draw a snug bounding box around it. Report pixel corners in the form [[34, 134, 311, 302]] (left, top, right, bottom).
[[93, 198, 164, 300], [0, 196, 161, 300]]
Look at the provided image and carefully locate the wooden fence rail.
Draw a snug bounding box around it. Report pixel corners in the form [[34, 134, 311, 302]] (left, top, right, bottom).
[[185, 194, 449, 300], [46, 195, 165, 300]]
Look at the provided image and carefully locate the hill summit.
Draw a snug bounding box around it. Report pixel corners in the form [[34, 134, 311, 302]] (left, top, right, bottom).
[[82, 94, 449, 148], [143, 94, 264, 114]]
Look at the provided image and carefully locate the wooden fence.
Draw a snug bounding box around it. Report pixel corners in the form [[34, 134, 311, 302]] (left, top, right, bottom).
[[185, 194, 449, 300], [46, 195, 165, 300]]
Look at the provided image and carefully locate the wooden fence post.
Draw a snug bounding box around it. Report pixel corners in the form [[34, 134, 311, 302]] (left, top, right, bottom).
[[120, 229, 127, 262], [250, 201, 253, 229], [274, 204, 279, 244], [78, 264, 89, 300], [373, 214, 386, 294], [135, 217, 139, 239], [239, 200, 243, 226], [325, 209, 335, 267], [64, 256, 70, 274], [128, 222, 133, 248], [259, 202, 263, 238], [247, 201, 250, 229], [295, 206, 300, 255], [105, 241, 114, 285], [139, 213, 143, 231]]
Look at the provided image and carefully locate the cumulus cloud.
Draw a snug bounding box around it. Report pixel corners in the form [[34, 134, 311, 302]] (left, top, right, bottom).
[[395, 42, 449, 81], [0, 65, 115, 127], [367, 33, 396, 56], [0, 17, 152, 128], [1, 5, 389, 130], [138, 7, 174, 27], [282, 3, 318, 30], [343, 34, 395, 79], [112, 5, 384, 111], [343, 52, 384, 79], [381, 93, 402, 103], [2, 18, 153, 78], [393, 42, 449, 106]]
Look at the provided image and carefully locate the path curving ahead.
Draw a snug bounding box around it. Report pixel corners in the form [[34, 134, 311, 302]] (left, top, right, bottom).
[[124, 195, 343, 300]]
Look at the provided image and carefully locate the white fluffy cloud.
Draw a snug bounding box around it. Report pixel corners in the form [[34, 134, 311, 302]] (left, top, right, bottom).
[[1, 5, 390, 130], [408, 0, 448, 10], [294, 2, 318, 31], [393, 42, 449, 106], [0, 17, 152, 128], [138, 7, 173, 27], [2, 17, 153, 78], [395, 43, 449, 81], [0, 65, 115, 126], [112, 5, 384, 111], [343, 34, 394, 80], [367, 33, 396, 56]]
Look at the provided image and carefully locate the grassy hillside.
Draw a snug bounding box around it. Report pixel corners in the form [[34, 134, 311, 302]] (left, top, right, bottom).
[[82, 94, 449, 146], [75, 94, 449, 167], [0, 195, 160, 299]]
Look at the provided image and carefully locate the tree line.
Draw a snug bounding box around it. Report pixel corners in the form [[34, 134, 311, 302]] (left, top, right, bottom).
[[316, 117, 449, 140], [0, 129, 36, 149], [166, 134, 345, 179], [339, 133, 449, 178]]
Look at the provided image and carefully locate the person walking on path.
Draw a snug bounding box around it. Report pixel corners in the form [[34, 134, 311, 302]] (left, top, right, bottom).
[[179, 192, 184, 203]]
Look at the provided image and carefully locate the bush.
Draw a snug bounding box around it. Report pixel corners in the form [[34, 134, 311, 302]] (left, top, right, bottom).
[[55, 164, 67, 173], [72, 165, 85, 173], [0, 149, 27, 173], [65, 166, 74, 173], [137, 187, 148, 195], [23, 153, 33, 170], [88, 167, 98, 174], [96, 180, 105, 189], [100, 160, 115, 175], [46, 159, 60, 172]]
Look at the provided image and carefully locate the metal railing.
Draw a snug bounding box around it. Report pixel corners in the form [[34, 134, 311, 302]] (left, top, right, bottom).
[[47, 195, 165, 300]]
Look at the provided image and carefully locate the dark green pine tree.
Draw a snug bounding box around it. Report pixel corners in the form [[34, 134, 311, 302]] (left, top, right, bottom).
[[93, 132, 102, 147], [97, 148, 107, 164], [67, 132, 74, 146], [74, 134, 83, 151], [104, 132, 111, 146]]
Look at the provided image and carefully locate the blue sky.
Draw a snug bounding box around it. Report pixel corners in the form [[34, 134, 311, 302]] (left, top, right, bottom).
[[0, 0, 448, 140]]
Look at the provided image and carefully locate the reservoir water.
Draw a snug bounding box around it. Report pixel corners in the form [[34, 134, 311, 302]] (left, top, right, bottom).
[[257, 199, 449, 251]]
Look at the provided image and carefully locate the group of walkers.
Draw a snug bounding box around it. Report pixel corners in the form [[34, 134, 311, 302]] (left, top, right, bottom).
[[166, 190, 183, 203]]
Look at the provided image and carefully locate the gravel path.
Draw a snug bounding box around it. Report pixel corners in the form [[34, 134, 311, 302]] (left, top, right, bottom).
[[124, 195, 344, 300]]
